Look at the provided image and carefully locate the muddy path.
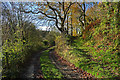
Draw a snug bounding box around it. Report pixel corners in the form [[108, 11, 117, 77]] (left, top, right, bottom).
[[19, 50, 94, 79], [19, 51, 43, 78], [18, 49, 120, 79]]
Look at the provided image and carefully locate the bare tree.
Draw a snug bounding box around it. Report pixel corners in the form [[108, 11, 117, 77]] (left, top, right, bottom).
[[21, 1, 75, 34]]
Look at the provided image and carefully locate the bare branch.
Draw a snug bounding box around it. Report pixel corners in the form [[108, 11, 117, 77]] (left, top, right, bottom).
[[46, 2, 63, 21], [21, 10, 56, 19], [77, 2, 84, 12], [65, 2, 75, 15]]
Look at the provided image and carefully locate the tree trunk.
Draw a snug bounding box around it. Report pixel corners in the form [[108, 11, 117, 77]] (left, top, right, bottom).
[[83, 2, 86, 30], [116, 2, 120, 28], [71, 11, 73, 36], [67, 15, 69, 34], [5, 52, 9, 69]]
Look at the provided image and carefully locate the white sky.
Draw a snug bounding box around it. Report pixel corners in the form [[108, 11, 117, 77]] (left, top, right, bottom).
[[36, 26, 49, 31]]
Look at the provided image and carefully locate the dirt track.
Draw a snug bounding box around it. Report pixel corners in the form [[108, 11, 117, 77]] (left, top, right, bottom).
[[20, 50, 95, 79], [49, 51, 95, 79], [19, 52, 43, 78]]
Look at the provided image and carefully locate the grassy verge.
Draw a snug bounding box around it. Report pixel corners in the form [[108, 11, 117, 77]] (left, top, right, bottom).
[[40, 50, 63, 78], [61, 46, 119, 78]]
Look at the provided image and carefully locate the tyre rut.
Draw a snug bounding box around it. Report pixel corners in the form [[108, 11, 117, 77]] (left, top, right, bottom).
[[49, 51, 95, 79]]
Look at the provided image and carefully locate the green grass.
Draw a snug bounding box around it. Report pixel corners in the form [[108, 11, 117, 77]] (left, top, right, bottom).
[[60, 45, 119, 78], [72, 45, 119, 78], [40, 50, 63, 78]]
